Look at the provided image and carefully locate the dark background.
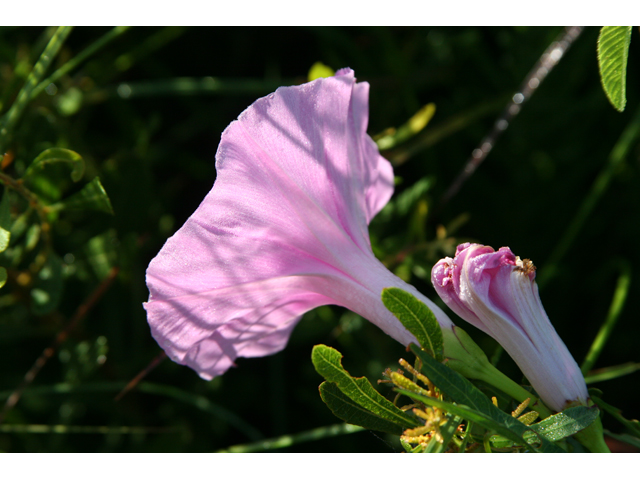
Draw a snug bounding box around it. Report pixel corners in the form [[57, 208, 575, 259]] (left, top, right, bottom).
[[0, 26, 638, 452]]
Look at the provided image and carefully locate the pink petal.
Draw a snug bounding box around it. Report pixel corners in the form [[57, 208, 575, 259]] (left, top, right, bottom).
[[432, 243, 588, 411], [145, 69, 451, 380]]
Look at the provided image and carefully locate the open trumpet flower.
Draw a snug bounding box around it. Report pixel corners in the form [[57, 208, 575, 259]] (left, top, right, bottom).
[[431, 243, 589, 412], [144, 69, 454, 380]]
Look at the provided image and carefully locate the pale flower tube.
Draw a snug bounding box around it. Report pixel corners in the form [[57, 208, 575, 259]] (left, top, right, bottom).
[[144, 69, 454, 380], [431, 242, 589, 412]]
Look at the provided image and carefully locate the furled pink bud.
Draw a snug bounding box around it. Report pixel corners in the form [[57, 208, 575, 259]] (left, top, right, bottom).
[[431, 242, 588, 412]]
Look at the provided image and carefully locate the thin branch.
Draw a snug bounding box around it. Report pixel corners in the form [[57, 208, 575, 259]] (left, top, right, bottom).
[[0, 266, 119, 424], [439, 27, 584, 208], [114, 351, 167, 402]]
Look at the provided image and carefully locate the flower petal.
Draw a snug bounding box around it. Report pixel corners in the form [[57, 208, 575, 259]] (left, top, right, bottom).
[[432, 243, 588, 411], [145, 70, 448, 380]]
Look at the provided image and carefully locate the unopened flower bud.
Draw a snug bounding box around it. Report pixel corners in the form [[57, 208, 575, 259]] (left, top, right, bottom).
[[432, 243, 588, 412]]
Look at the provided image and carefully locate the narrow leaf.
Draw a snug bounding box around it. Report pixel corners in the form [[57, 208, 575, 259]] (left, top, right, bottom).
[[427, 415, 462, 453], [25, 148, 85, 182], [319, 382, 403, 435], [529, 406, 600, 442], [591, 394, 640, 437], [0, 267, 6, 288], [409, 345, 563, 452], [311, 344, 420, 428], [598, 26, 633, 112], [585, 362, 640, 384], [398, 388, 561, 452], [381, 287, 443, 361]]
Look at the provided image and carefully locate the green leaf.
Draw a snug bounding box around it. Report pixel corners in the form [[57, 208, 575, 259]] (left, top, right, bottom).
[[84, 230, 118, 279], [57, 177, 114, 215], [591, 394, 640, 437], [425, 415, 462, 453], [0, 267, 6, 288], [319, 382, 403, 435], [30, 252, 63, 315], [529, 406, 600, 442], [409, 345, 564, 452], [585, 362, 640, 384], [381, 287, 443, 361], [25, 148, 85, 182], [0, 188, 11, 252], [307, 62, 335, 81], [376, 103, 436, 150], [311, 344, 420, 428], [597, 26, 633, 112], [398, 388, 555, 452], [603, 430, 640, 449]]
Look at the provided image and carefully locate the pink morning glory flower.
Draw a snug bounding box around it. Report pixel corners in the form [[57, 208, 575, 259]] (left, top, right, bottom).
[[144, 69, 454, 380], [431, 243, 589, 412]]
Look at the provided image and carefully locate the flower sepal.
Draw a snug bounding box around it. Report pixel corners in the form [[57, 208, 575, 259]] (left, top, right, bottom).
[[572, 414, 610, 453]]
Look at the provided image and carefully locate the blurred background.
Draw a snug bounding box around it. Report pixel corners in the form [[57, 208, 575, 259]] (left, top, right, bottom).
[[0, 26, 638, 452]]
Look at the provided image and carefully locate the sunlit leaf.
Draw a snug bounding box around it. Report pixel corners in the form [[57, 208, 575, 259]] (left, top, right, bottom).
[[319, 382, 403, 435], [0, 267, 6, 288], [308, 62, 335, 81], [399, 388, 539, 451], [409, 345, 564, 452], [312, 344, 420, 428], [376, 103, 436, 150], [529, 406, 599, 441], [382, 288, 443, 361], [597, 26, 633, 112]]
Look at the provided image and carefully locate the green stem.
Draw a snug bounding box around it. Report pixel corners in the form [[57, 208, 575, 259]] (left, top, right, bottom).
[[0, 423, 176, 434], [217, 423, 363, 453], [573, 416, 610, 453], [581, 264, 631, 375], [30, 26, 131, 101], [0, 26, 73, 152], [539, 105, 640, 286]]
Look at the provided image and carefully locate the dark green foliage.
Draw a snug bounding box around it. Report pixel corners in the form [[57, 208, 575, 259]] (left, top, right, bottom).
[[0, 27, 638, 452]]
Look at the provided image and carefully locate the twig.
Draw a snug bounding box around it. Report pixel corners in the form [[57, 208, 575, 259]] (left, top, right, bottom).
[[114, 351, 167, 402], [0, 266, 119, 424], [439, 27, 584, 208]]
